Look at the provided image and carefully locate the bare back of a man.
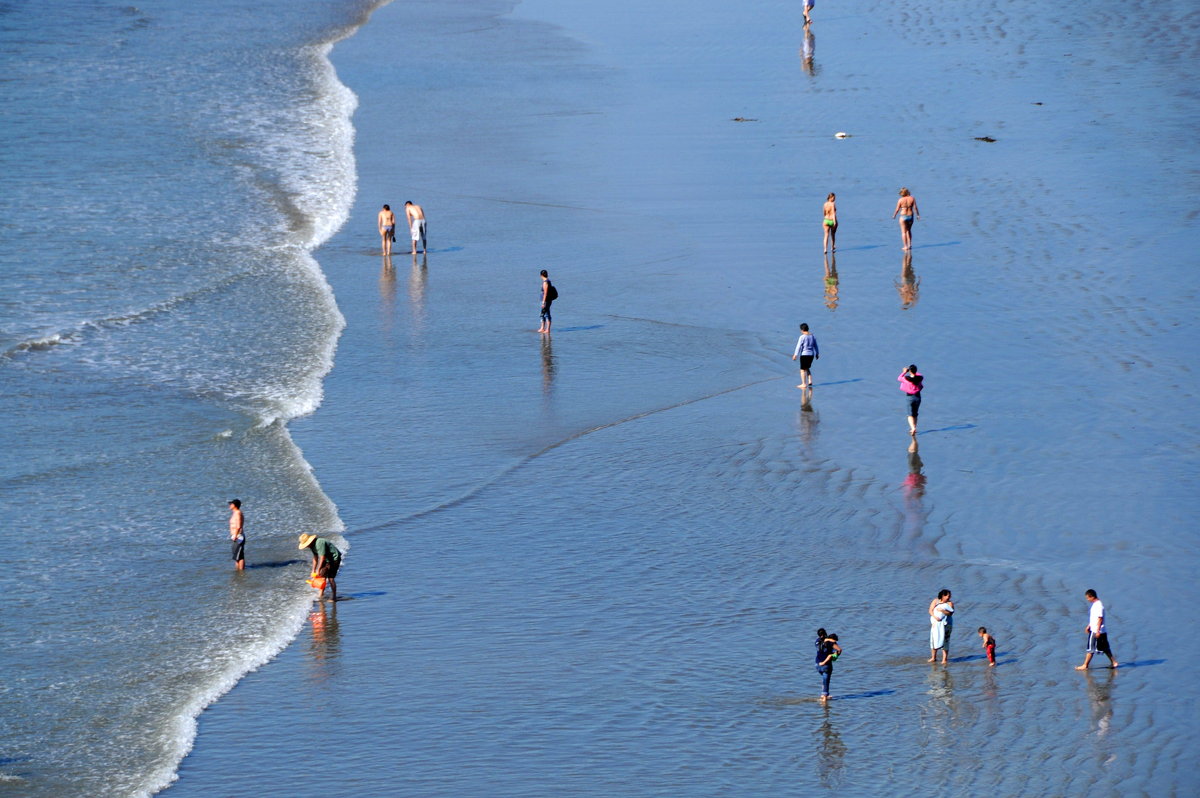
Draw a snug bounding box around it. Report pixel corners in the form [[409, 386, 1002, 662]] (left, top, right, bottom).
[[405, 201, 427, 255]]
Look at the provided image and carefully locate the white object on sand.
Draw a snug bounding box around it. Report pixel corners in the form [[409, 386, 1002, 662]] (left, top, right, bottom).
[[834, 131, 850, 139]]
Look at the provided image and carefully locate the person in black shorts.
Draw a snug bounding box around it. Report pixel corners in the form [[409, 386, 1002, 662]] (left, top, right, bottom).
[[228, 499, 244, 570], [791, 323, 820, 390]]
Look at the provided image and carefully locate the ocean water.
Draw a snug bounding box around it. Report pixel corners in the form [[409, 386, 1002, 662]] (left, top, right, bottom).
[[4, 0, 1199, 795], [0, 1, 379, 794], [174, 0, 1197, 794]]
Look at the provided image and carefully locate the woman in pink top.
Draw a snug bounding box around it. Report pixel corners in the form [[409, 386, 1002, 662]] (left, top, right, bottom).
[[898, 364, 923, 436]]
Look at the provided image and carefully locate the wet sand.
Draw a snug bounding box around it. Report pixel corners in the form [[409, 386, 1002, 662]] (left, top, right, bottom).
[[168, 0, 1199, 794]]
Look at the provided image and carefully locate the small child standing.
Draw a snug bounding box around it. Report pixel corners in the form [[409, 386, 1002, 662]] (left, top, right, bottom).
[[978, 627, 996, 667]]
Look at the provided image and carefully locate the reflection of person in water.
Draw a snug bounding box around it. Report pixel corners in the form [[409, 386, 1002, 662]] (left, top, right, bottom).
[[540, 333, 556, 397], [899, 437, 929, 549], [801, 22, 816, 77], [307, 602, 341, 674], [905, 438, 926, 499], [823, 254, 839, 311], [814, 704, 847, 788], [1083, 669, 1115, 737], [897, 251, 919, 309]]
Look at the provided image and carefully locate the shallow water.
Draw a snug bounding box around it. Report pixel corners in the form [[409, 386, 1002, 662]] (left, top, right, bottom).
[[0, 1, 377, 794], [3, 0, 1197, 795], [171, 0, 1198, 795]]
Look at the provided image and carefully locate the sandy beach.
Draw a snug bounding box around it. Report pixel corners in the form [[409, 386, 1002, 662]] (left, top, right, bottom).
[[166, 0, 1199, 794]]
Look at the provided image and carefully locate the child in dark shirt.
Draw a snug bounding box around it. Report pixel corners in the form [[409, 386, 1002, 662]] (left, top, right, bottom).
[[978, 627, 996, 666]]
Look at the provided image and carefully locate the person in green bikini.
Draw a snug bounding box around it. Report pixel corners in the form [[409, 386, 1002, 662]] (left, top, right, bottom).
[[823, 192, 838, 253]]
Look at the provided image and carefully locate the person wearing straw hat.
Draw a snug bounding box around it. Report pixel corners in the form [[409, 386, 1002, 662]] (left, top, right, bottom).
[[299, 533, 342, 602]]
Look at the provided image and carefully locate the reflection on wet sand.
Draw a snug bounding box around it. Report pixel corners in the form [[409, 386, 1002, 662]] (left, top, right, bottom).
[[899, 438, 929, 548], [823, 254, 839, 311], [379, 255, 396, 333], [800, 23, 817, 77], [306, 603, 341, 685], [922, 665, 961, 757], [796, 392, 818, 447], [896, 251, 919, 309], [813, 704, 846, 788], [1084, 669, 1115, 739], [409, 252, 428, 334], [540, 333, 556, 397]]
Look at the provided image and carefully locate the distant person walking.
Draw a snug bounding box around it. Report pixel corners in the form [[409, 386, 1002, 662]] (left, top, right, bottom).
[[791, 323, 819, 389], [814, 628, 841, 701], [1076, 589, 1119, 670], [405, 201, 427, 255], [892, 187, 920, 250], [899, 364, 923, 436], [538, 269, 557, 334], [299, 533, 342, 602], [228, 499, 244, 570], [378, 204, 395, 256], [928, 589, 954, 664], [822, 193, 838, 253], [803, 0, 815, 25]]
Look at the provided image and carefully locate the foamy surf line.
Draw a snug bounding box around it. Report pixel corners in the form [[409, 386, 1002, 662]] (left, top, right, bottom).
[[138, 8, 389, 795]]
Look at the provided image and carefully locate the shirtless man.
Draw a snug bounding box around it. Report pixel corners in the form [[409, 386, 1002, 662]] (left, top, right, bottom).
[[822, 192, 838, 253], [228, 499, 245, 570], [378, 204, 395, 256], [405, 201, 427, 255], [892, 187, 920, 250]]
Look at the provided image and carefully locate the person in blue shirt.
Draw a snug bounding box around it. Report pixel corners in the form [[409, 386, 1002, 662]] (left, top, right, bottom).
[[792, 323, 820, 390]]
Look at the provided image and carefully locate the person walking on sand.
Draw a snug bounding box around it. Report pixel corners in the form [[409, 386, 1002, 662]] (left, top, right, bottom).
[[928, 589, 954, 663], [892, 187, 920, 250], [822, 193, 838, 253], [803, 0, 815, 25], [792, 323, 819, 389], [228, 499, 245, 570], [814, 628, 841, 701], [978, 627, 997, 667], [538, 269, 557, 334], [898, 364, 923, 435], [378, 204, 395, 256], [299, 533, 342, 602], [1076, 589, 1119, 670], [405, 201, 427, 255]]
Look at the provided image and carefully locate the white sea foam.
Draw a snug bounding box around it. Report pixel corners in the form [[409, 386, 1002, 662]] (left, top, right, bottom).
[[134, 9, 373, 795]]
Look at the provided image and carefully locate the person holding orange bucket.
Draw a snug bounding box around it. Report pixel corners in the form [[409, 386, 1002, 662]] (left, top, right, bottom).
[[299, 533, 342, 602]]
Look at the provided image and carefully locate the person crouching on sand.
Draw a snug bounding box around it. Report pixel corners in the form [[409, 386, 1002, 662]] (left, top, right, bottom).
[[299, 533, 342, 602]]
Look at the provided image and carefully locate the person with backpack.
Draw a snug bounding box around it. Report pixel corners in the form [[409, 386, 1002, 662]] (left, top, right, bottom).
[[814, 628, 842, 701], [539, 269, 558, 333]]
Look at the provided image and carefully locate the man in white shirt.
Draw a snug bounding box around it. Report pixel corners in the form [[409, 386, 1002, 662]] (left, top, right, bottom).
[[1076, 589, 1118, 670]]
